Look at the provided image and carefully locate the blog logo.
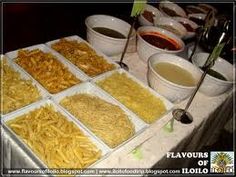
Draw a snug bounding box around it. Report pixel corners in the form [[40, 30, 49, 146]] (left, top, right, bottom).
[[210, 151, 234, 174]]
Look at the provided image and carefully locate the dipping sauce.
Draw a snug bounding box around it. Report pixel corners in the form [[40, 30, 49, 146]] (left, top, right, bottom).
[[161, 7, 181, 17], [140, 32, 180, 50], [179, 22, 195, 32], [154, 62, 196, 87], [142, 10, 155, 23], [207, 69, 227, 81], [93, 27, 126, 39]]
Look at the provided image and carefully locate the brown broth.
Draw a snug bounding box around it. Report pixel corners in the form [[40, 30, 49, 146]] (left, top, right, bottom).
[[142, 10, 155, 23], [93, 27, 126, 39], [140, 32, 180, 51]]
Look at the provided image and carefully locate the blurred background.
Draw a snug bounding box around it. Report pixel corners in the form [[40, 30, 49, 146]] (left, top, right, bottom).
[[2, 2, 234, 64]]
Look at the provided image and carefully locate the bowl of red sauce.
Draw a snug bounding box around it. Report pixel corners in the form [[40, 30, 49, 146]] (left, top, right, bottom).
[[137, 26, 185, 63]]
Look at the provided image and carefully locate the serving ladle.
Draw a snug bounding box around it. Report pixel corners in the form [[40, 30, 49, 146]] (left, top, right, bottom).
[[164, 22, 230, 132], [116, 0, 146, 71], [116, 17, 137, 71]]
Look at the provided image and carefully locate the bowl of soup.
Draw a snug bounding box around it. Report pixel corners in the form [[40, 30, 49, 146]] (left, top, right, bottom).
[[137, 26, 185, 63], [85, 14, 136, 56], [192, 52, 234, 96], [139, 4, 164, 26], [148, 53, 201, 103]]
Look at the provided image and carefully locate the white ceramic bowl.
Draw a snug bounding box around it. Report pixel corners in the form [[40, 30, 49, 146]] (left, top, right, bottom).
[[173, 17, 198, 39], [148, 53, 201, 103], [85, 14, 136, 56], [155, 16, 187, 38], [137, 26, 185, 63], [159, 0, 187, 18], [187, 44, 204, 58], [138, 4, 164, 26], [192, 52, 234, 96]]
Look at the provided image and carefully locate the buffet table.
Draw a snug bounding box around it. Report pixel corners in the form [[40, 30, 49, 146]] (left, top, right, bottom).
[[2, 51, 233, 173]]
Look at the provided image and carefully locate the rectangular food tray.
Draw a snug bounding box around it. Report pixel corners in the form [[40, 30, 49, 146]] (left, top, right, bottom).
[[45, 35, 120, 79], [1, 99, 111, 174], [91, 68, 174, 124], [1, 56, 49, 117], [52, 82, 148, 151], [5, 44, 88, 96]]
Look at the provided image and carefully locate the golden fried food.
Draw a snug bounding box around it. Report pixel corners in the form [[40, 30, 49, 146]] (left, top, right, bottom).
[[97, 72, 167, 124], [0, 59, 41, 114], [51, 39, 115, 77], [60, 94, 135, 148], [16, 49, 80, 94], [7, 105, 102, 168]]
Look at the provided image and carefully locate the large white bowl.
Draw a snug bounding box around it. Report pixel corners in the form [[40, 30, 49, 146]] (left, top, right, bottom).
[[154, 16, 187, 38], [137, 26, 185, 63], [138, 4, 164, 26], [85, 14, 136, 56], [159, 0, 187, 18], [172, 17, 198, 39], [192, 52, 234, 96], [148, 53, 201, 103]]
